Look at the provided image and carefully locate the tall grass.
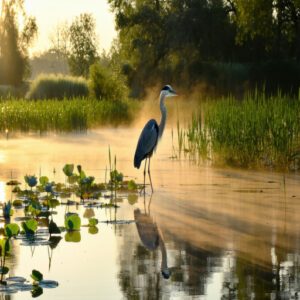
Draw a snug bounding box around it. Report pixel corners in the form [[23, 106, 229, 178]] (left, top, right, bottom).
[[26, 74, 89, 100], [0, 98, 138, 132], [178, 91, 300, 169]]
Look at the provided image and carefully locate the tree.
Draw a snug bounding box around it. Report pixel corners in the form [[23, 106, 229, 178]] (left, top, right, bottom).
[[226, 0, 300, 59], [68, 13, 98, 78], [0, 0, 37, 85]]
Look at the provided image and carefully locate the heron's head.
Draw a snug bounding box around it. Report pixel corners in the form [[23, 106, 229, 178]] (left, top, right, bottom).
[[161, 268, 170, 279], [161, 85, 177, 98]]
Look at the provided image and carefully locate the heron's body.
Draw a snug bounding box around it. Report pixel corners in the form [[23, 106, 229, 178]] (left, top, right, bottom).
[[134, 119, 159, 169], [133, 85, 177, 192]]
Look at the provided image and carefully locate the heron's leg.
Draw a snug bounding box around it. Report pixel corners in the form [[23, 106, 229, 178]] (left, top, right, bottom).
[[148, 157, 154, 193], [143, 158, 147, 194]]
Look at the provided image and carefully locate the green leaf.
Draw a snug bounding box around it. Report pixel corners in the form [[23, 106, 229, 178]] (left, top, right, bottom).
[[49, 220, 61, 234], [49, 199, 60, 208], [31, 269, 43, 282], [39, 176, 49, 186], [63, 164, 74, 177], [31, 286, 43, 298], [24, 175, 38, 187], [88, 218, 98, 227], [65, 231, 81, 243], [128, 180, 137, 191], [5, 223, 20, 238], [64, 214, 81, 231], [22, 219, 38, 235], [128, 194, 138, 205], [88, 226, 98, 235], [0, 239, 10, 256]]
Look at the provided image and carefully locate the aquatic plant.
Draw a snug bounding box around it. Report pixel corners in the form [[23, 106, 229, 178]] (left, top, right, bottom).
[[0, 97, 138, 132], [178, 91, 300, 169]]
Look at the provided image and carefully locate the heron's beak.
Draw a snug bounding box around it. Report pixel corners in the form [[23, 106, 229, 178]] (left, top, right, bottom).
[[171, 90, 177, 96]]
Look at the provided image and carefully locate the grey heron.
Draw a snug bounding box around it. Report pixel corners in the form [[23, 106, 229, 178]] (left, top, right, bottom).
[[134, 85, 177, 192], [134, 198, 170, 279]]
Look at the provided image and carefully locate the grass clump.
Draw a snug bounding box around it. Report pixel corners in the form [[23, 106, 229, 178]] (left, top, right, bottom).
[[0, 98, 138, 132], [26, 74, 89, 100], [179, 91, 300, 170]]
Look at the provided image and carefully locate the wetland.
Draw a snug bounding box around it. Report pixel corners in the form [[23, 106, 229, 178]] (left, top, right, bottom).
[[0, 127, 299, 299]]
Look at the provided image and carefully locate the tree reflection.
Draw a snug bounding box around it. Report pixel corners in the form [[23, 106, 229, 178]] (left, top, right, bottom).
[[117, 193, 300, 299]]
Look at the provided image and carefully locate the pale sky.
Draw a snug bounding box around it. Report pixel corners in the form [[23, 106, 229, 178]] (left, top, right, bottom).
[[24, 0, 117, 56]]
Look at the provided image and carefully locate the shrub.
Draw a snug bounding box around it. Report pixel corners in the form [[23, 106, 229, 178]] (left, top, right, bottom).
[[89, 63, 128, 101], [26, 74, 89, 100]]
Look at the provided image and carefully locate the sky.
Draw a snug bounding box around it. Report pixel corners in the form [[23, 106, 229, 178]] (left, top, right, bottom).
[[23, 0, 117, 56]]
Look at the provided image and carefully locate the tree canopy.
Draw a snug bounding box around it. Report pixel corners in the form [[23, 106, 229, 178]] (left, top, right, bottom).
[[108, 0, 300, 96]]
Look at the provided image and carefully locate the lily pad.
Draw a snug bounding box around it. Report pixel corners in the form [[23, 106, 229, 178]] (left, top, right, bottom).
[[63, 164, 74, 177], [49, 220, 61, 234], [88, 218, 98, 227], [5, 223, 20, 238], [21, 219, 38, 235], [65, 213, 81, 231], [88, 226, 99, 235], [31, 270, 43, 282], [65, 231, 81, 243], [31, 285, 43, 298]]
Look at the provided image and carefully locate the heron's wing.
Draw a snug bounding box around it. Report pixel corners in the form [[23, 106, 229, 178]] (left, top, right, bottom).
[[134, 119, 159, 168]]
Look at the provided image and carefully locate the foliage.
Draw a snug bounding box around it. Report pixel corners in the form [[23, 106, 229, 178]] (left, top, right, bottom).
[[26, 74, 89, 100], [31, 270, 43, 282], [0, 0, 37, 85], [24, 175, 37, 188], [89, 62, 128, 101], [109, 0, 300, 96], [179, 91, 300, 169], [0, 97, 137, 131], [65, 213, 81, 231], [68, 13, 98, 77]]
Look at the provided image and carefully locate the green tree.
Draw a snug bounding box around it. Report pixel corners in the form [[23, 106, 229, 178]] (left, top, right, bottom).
[[226, 0, 300, 59], [0, 0, 37, 85], [68, 13, 98, 77]]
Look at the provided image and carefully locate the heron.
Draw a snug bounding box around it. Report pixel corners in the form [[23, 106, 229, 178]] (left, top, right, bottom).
[[134, 85, 177, 192], [134, 194, 170, 279]]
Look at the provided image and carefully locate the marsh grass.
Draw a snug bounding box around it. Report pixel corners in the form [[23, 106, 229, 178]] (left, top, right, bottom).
[[178, 91, 300, 169], [0, 98, 138, 132]]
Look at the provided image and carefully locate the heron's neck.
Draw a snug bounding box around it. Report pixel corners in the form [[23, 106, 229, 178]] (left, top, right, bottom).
[[158, 92, 167, 139], [159, 236, 168, 273]]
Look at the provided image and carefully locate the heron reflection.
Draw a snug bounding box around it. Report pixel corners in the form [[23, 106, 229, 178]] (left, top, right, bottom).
[[134, 195, 170, 279]]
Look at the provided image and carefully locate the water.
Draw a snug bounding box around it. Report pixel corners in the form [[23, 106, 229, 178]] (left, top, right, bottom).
[[0, 128, 300, 299]]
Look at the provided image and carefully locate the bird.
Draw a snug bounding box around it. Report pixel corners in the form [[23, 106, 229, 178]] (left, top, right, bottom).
[[134, 85, 177, 192], [134, 196, 170, 279]]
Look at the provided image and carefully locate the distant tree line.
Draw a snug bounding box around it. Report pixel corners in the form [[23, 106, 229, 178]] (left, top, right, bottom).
[[108, 0, 300, 96]]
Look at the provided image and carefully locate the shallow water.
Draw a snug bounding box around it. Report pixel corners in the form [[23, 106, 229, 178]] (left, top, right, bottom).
[[0, 128, 300, 299]]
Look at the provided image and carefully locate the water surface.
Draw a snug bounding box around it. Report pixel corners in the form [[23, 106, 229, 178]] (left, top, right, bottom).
[[0, 128, 300, 299]]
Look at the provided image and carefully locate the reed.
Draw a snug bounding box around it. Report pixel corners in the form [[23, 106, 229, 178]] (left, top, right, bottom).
[[178, 91, 300, 169], [0, 98, 138, 132]]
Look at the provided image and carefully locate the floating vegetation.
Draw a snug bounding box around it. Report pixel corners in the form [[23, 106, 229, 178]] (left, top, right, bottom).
[[0, 161, 139, 297], [176, 91, 300, 170]]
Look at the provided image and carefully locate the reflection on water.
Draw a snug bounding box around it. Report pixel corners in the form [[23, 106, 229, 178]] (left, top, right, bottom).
[[0, 128, 300, 299]]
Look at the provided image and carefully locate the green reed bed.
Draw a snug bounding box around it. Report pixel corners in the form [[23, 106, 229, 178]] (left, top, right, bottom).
[[179, 91, 300, 169], [0, 98, 138, 132]]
